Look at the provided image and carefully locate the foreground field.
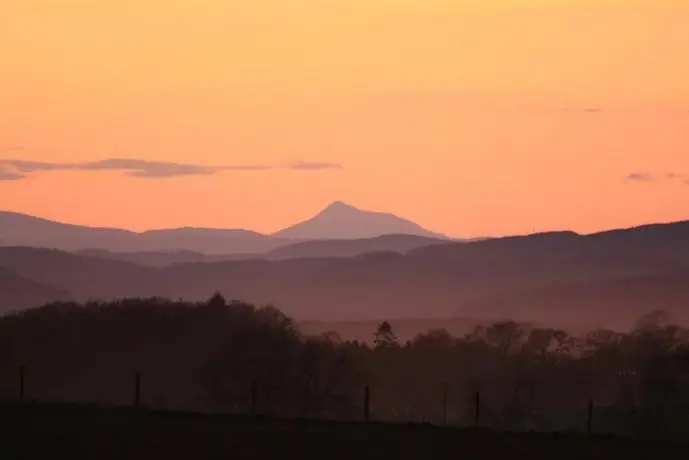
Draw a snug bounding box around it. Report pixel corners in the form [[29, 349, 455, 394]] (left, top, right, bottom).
[[1, 403, 687, 459]]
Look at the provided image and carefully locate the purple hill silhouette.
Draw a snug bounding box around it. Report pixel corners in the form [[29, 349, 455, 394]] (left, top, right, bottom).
[[272, 201, 447, 240], [0, 202, 446, 254]]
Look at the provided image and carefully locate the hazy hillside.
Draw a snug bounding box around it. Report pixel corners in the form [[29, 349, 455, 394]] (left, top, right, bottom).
[[0, 247, 158, 301], [2, 218, 689, 329], [0, 202, 451, 255], [586, 220, 689, 262], [462, 270, 689, 330], [0, 211, 286, 254], [0, 211, 139, 251], [73, 249, 257, 267], [0, 267, 71, 314], [273, 201, 447, 240], [73, 234, 455, 266], [2, 219, 689, 329], [412, 220, 689, 262], [137, 228, 287, 254], [265, 234, 454, 260]]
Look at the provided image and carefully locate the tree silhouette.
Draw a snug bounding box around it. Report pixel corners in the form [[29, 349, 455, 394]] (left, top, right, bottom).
[[207, 291, 226, 309], [1, 298, 689, 436], [374, 321, 398, 348]]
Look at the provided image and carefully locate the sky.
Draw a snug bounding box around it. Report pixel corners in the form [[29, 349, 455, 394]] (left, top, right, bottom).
[[1, 0, 688, 238]]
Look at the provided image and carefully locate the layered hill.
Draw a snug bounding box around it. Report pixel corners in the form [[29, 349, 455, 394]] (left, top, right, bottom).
[[0, 266, 71, 314], [266, 233, 453, 260], [273, 201, 447, 240], [0, 201, 448, 256], [73, 234, 453, 266], [2, 218, 689, 330], [0, 211, 286, 254]]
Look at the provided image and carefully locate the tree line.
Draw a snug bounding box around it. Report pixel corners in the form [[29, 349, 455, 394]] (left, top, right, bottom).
[[1, 294, 689, 437]]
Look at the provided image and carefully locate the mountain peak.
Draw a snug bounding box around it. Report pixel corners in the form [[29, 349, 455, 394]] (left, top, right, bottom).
[[273, 202, 445, 240], [328, 200, 351, 208], [320, 201, 359, 214]]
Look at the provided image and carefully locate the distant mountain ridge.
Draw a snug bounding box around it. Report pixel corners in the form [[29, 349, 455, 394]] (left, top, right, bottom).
[[2, 218, 689, 329], [272, 201, 447, 240], [266, 234, 452, 260], [0, 266, 71, 313], [74, 234, 454, 266], [0, 201, 449, 255], [0, 211, 286, 253]]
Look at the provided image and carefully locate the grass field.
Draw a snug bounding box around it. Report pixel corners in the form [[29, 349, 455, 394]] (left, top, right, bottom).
[[1, 403, 687, 459]]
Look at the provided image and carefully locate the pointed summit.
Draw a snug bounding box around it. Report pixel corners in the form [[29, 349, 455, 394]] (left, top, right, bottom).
[[319, 201, 359, 215], [325, 200, 352, 209], [273, 202, 447, 240]]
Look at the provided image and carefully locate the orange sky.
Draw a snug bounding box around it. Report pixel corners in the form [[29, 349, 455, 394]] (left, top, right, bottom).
[[1, 0, 688, 238]]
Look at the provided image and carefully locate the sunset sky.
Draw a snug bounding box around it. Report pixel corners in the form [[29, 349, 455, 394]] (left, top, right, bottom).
[[1, 0, 688, 238]]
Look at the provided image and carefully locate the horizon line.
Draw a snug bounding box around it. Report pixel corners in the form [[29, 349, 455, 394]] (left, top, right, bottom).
[[2, 207, 688, 242]]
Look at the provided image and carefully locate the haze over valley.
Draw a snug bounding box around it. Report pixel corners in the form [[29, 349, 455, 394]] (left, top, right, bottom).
[[3, 2, 689, 450], [0, 201, 452, 256], [2, 202, 689, 334]]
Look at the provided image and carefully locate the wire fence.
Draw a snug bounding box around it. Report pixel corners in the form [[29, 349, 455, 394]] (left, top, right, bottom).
[[3, 364, 689, 440]]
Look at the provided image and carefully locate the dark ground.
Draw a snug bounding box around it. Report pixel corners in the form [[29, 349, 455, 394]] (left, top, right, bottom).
[[1, 403, 688, 459]]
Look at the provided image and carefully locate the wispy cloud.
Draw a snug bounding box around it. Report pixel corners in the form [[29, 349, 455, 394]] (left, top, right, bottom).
[[285, 161, 343, 170], [0, 170, 25, 181], [626, 172, 654, 182], [79, 159, 225, 178], [625, 172, 689, 185], [3, 159, 71, 172], [0, 157, 341, 180]]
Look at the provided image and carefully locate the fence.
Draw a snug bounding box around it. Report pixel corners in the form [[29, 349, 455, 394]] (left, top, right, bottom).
[[4, 363, 689, 439]]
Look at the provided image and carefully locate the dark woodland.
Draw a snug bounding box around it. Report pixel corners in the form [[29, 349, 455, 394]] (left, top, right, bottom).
[[2, 294, 689, 441]]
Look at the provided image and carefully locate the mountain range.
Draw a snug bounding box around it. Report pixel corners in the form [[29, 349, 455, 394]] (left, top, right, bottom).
[[74, 234, 454, 267], [0, 201, 451, 260], [2, 215, 689, 331], [274, 201, 448, 240]]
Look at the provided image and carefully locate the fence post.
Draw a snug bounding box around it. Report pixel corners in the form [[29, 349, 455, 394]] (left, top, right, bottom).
[[442, 382, 448, 425], [474, 390, 480, 427], [19, 365, 25, 403], [134, 371, 141, 408], [364, 385, 370, 422], [587, 398, 594, 434]]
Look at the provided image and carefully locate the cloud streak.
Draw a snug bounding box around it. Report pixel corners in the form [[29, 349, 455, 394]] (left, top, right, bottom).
[[625, 172, 689, 186], [0, 158, 343, 180], [286, 161, 343, 170], [625, 172, 654, 182], [0, 170, 25, 181]]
